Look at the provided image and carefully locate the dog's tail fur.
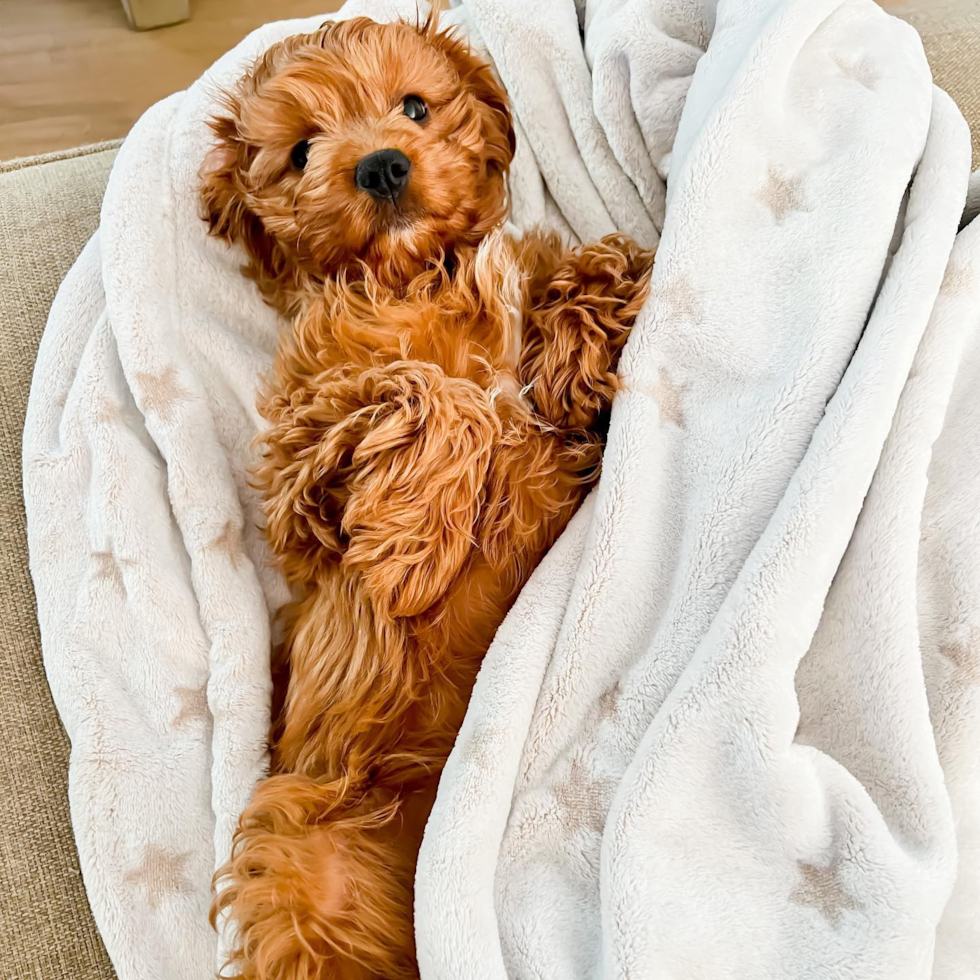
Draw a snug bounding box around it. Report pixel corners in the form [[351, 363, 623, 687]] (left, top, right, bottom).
[[213, 772, 426, 980]]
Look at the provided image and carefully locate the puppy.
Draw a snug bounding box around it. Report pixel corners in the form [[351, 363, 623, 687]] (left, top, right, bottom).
[[201, 14, 653, 980]]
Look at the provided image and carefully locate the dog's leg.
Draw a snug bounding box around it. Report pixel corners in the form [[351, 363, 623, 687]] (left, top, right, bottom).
[[520, 233, 655, 431], [213, 771, 433, 980], [216, 361, 507, 980]]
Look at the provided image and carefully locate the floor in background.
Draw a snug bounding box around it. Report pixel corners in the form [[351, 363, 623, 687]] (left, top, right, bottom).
[[1, 0, 975, 162], [0, 0, 344, 160]]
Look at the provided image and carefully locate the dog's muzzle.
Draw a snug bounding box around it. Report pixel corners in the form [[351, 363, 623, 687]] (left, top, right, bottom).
[[355, 149, 411, 204]]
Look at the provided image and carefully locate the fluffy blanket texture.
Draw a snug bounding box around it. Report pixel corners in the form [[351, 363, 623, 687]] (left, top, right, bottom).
[[23, 0, 979, 978]]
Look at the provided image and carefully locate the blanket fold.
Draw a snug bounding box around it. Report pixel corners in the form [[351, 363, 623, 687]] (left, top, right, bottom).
[[418, 2, 980, 979], [22, 0, 980, 978]]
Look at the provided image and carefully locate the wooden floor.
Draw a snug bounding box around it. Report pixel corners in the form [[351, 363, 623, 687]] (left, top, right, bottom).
[[0, 0, 344, 160], [0, 0, 971, 162]]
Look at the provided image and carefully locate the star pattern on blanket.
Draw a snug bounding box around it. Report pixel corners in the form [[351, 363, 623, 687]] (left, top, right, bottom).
[[91, 548, 128, 596], [596, 683, 621, 722], [135, 365, 189, 424], [554, 756, 611, 835], [939, 632, 980, 684], [756, 167, 808, 223], [124, 844, 193, 909], [462, 725, 498, 770], [173, 684, 211, 729], [789, 859, 859, 926], [653, 366, 689, 428], [94, 395, 123, 425], [210, 520, 247, 569], [95, 392, 144, 428], [657, 274, 702, 324], [833, 53, 880, 91], [940, 263, 974, 297]]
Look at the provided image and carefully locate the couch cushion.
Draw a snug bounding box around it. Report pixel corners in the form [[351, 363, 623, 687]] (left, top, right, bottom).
[[0, 142, 119, 980]]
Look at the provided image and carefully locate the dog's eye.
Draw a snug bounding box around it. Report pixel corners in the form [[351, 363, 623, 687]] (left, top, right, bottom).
[[403, 95, 427, 123], [291, 140, 310, 170]]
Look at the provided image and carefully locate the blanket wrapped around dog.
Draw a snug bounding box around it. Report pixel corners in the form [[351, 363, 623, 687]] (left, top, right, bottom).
[[23, 0, 979, 977]]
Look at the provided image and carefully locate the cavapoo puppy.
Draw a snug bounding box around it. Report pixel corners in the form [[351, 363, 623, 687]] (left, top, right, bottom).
[[201, 13, 653, 980]]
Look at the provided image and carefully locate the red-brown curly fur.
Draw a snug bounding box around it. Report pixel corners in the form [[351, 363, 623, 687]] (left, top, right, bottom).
[[201, 13, 654, 980]]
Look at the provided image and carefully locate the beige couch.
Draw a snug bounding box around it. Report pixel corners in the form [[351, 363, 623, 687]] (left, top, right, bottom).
[[0, 4, 976, 975], [0, 142, 120, 980]]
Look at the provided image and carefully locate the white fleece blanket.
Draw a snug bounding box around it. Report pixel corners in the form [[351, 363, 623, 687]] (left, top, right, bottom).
[[23, 1, 979, 978]]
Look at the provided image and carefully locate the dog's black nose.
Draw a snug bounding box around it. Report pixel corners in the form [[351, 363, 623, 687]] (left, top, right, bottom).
[[355, 149, 411, 203]]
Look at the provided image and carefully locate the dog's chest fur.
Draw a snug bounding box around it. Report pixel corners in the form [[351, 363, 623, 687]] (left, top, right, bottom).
[[320, 229, 531, 406]]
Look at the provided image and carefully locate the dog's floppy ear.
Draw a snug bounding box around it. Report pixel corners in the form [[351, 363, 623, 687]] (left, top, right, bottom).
[[430, 26, 516, 174], [466, 58, 517, 173], [200, 108, 306, 316], [200, 110, 251, 243]]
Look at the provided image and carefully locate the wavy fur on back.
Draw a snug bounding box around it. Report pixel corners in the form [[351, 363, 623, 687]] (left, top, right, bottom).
[[201, 16, 654, 980]]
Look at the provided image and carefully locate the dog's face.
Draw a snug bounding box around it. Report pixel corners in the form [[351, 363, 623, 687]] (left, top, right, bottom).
[[202, 16, 515, 310]]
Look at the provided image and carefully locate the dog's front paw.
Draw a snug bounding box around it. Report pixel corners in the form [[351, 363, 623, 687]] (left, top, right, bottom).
[[521, 235, 655, 430]]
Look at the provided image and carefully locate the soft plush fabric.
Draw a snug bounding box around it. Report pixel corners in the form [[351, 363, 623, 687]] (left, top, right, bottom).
[[16, 3, 980, 980], [416, 1, 980, 979], [0, 142, 120, 980]]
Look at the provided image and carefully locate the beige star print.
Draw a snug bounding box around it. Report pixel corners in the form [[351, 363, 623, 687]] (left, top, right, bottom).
[[596, 683, 621, 723], [652, 366, 689, 428], [91, 549, 126, 595], [834, 54, 880, 90], [756, 167, 808, 223], [172, 684, 211, 729], [462, 725, 499, 771], [939, 630, 980, 684], [209, 520, 247, 569], [124, 845, 193, 909], [94, 395, 124, 425], [940, 263, 974, 298], [789, 860, 859, 926], [657, 274, 702, 324], [135, 365, 189, 424], [554, 756, 611, 835]]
